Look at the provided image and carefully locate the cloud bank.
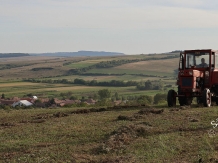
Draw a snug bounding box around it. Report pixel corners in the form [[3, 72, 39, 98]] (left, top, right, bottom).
[[0, 0, 218, 53]]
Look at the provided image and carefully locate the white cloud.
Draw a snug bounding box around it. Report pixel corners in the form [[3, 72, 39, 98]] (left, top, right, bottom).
[[1, 3, 218, 30]]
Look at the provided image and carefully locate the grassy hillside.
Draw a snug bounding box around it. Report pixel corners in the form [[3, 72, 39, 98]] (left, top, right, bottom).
[[0, 53, 179, 98], [115, 58, 178, 74], [0, 53, 179, 80], [0, 106, 217, 162]]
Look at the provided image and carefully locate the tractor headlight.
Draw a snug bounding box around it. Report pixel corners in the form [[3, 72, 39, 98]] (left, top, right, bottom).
[[189, 71, 193, 75], [205, 71, 209, 76]]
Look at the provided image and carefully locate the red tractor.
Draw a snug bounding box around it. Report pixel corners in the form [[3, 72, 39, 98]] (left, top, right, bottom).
[[167, 49, 218, 107]]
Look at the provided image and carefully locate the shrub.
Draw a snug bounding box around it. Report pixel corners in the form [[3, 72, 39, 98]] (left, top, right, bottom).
[[153, 93, 167, 104]]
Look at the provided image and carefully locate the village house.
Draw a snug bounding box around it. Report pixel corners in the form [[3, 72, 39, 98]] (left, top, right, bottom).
[[34, 98, 50, 108], [85, 98, 96, 105], [0, 96, 38, 107], [12, 100, 33, 107], [113, 100, 122, 106], [53, 98, 78, 107], [0, 99, 16, 106], [0, 95, 96, 108]]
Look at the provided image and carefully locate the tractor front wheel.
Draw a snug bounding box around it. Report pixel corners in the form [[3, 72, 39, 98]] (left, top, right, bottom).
[[203, 88, 211, 107], [167, 90, 176, 107]]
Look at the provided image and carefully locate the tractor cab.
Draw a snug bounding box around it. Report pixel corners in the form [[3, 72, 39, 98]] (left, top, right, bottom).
[[168, 49, 218, 107], [179, 50, 213, 69]]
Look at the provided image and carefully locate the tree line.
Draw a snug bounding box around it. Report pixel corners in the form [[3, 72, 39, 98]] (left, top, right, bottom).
[[57, 89, 167, 106], [0, 53, 29, 58], [24, 78, 138, 87], [24, 78, 167, 91], [77, 73, 167, 78], [136, 80, 164, 90]]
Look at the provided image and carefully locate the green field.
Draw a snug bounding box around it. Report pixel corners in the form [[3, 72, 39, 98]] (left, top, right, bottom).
[[0, 82, 171, 99]]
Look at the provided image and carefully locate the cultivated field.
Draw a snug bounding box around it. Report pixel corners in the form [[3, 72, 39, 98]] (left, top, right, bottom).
[[115, 58, 178, 74]]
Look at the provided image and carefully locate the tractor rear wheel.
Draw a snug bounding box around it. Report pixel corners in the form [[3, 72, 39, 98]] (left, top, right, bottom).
[[216, 98, 218, 106], [167, 90, 176, 107], [203, 88, 211, 107]]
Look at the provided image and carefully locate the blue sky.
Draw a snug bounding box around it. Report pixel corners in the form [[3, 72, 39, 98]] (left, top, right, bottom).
[[1, 0, 218, 54]]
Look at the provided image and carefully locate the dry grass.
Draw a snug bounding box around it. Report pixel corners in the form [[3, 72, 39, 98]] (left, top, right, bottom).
[[0, 82, 40, 87], [115, 58, 178, 73]]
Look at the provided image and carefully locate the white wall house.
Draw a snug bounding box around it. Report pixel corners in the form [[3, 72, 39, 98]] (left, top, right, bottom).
[[12, 100, 33, 107]]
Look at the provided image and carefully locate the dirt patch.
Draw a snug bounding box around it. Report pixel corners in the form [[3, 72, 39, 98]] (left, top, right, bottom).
[[117, 115, 133, 121], [117, 114, 145, 121], [71, 105, 147, 115], [53, 112, 68, 118], [189, 118, 199, 122], [35, 142, 57, 148], [32, 112, 68, 120], [2, 152, 19, 160], [117, 108, 163, 122], [18, 106, 159, 126], [0, 122, 16, 127], [169, 108, 180, 111], [214, 144, 218, 151], [100, 124, 151, 153], [32, 113, 52, 119], [71, 109, 91, 114], [72, 154, 92, 163], [138, 108, 164, 115], [97, 156, 136, 163], [179, 106, 191, 110], [29, 112, 68, 122], [30, 119, 46, 123]]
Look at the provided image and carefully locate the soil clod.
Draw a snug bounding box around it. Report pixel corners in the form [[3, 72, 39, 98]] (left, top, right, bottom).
[[138, 108, 164, 115]]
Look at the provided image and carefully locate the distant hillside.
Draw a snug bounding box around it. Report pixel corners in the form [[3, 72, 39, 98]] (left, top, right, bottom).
[[0, 53, 30, 58], [31, 51, 125, 57]]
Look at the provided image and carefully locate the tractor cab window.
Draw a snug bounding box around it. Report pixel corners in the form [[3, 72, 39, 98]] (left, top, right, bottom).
[[179, 53, 184, 69], [215, 53, 218, 68], [186, 54, 194, 68], [195, 54, 209, 68], [185, 53, 209, 68]]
